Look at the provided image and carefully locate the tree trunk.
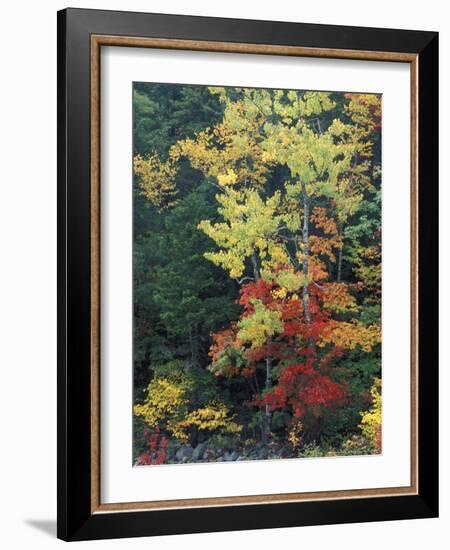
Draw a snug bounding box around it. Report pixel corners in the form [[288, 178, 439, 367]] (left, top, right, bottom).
[[251, 252, 260, 281], [263, 356, 272, 444], [301, 186, 312, 328], [301, 185, 317, 354], [189, 324, 199, 367], [337, 223, 344, 282]]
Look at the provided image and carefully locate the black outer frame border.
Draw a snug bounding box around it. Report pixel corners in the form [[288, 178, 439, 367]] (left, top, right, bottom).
[[57, 7, 439, 542]]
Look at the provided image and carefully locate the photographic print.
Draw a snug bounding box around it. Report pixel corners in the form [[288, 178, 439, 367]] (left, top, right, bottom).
[[132, 83, 382, 466]]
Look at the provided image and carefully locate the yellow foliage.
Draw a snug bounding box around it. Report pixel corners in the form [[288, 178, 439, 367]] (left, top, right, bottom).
[[271, 90, 336, 120], [321, 283, 358, 312], [287, 419, 304, 449], [237, 299, 283, 348], [134, 377, 189, 441], [134, 154, 178, 210], [134, 376, 242, 443], [262, 119, 356, 192], [318, 320, 381, 352], [171, 101, 271, 188], [345, 93, 381, 153], [203, 249, 246, 279], [217, 169, 238, 187], [165, 87, 372, 288], [271, 287, 287, 300], [179, 402, 242, 434], [275, 269, 306, 293], [260, 243, 292, 273], [198, 188, 289, 278], [360, 378, 382, 452]]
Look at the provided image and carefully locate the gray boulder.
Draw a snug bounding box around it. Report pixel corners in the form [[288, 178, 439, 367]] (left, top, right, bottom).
[[258, 447, 269, 460], [176, 445, 194, 461], [224, 451, 239, 461], [192, 442, 208, 461]]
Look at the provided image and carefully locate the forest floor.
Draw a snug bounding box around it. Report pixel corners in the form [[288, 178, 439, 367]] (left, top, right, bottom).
[[135, 435, 377, 466]]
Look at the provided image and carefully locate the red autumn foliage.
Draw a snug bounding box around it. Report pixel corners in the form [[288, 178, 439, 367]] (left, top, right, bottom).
[[280, 291, 331, 343], [238, 277, 348, 418], [208, 267, 359, 420], [245, 342, 283, 364], [138, 427, 169, 466], [238, 278, 276, 312], [262, 361, 345, 418]]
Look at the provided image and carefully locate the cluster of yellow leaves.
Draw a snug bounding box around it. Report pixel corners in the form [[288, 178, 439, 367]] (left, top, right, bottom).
[[134, 377, 189, 441], [287, 419, 304, 449], [134, 376, 242, 443], [333, 185, 364, 225], [346, 93, 381, 128], [345, 93, 381, 158], [134, 153, 178, 210], [179, 402, 242, 434], [263, 120, 357, 197], [271, 287, 287, 300], [262, 242, 292, 272], [264, 268, 306, 294], [360, 378, 382, 452], [217, 169, 238, 187], [171, 102, 271, 188], [271, 90, 336, 122], [198, 188, 288, 278], [237, 299, 283, 349], [318, 320, 381, 352]]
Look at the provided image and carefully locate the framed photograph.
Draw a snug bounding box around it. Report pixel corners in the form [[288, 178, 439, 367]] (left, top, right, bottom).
[[57, 8, 438, 541]]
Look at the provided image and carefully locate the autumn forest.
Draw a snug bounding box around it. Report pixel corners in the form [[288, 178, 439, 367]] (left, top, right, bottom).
[[132, 83, 382, 466]]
